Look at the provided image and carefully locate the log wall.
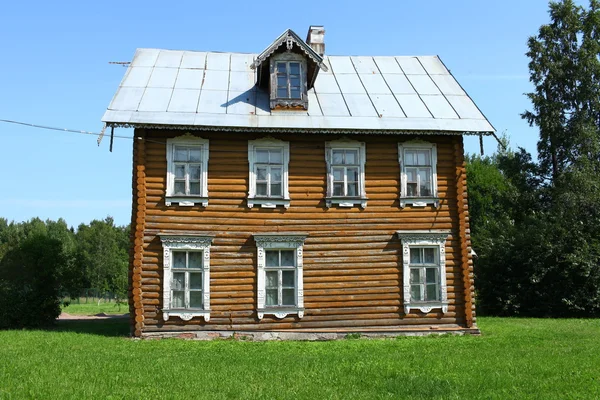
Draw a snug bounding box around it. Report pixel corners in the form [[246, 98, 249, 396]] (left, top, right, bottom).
[[130, 129, 476, 336]]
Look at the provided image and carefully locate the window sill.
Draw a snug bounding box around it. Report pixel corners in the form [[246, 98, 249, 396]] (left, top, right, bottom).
[[400, 197, 439, 208], [162, 309, 210, 322], [326, 197, 367, 209], [166, 196, 208, 207], [404, 302, 448, 314], [258, 307, 304, 320], [248, 198, 290, 209]]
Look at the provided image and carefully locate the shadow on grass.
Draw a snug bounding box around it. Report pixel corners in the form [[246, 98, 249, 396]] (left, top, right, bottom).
[[52, 318, 130, 337]]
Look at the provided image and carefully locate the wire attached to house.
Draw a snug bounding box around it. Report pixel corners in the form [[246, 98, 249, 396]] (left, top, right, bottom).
[[0, 118, 133, 140]]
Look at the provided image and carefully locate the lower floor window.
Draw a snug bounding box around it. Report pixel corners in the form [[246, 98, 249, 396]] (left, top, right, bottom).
[[409, 247, 440, 303], [171, 251, 204, 309], [265, 250, 296, 306]]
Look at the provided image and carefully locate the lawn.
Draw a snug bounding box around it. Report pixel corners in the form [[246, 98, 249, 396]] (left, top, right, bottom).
[[61, 298, 128, 315], [0, 318, 598, 399]]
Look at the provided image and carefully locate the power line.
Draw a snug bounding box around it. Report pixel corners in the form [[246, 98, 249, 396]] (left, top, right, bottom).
[[0, 118, 133, 140]]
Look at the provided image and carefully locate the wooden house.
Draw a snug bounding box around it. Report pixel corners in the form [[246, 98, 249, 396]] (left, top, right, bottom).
[[102, 26, 494, 339]]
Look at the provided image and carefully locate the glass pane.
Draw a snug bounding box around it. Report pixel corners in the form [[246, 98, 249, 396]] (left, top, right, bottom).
[[406, 168, 417, 182], [407, 183, 417, 197], [347, 167, 359, 182], [410, 285, 422, 301], [333, 182, 344, 196], [332, 150, 343, 164], [270, 183, 282, 197], [290, 89, 301, 99], [410, 268, 421, 284], [347, 183, 358, 196], [277, 88, 288, 98], [189, 182, 200, 195], [172, 272, 185, 290], [282, 270, 295, 286], [190, 291, 203, 308], [173, 252, 186, 269], [345, 150, 357, 165], [265, 251, 279, 267], [174, 147, 188, 162], [256, 150, 269, 163], [266, 289, 278, 306], [333, 168, 344, 181], [189, 149, 201, 162], [172, 291, 184, 308], [266, 270, 278, 288], [418, 168, 430, 183], [189, 273, 203, 290], [424, 248, 435, 264], [281, 251, 295, 267], [271, 168, 282, 183], [426, 268, 437, 284], [290, 76, 300, 87], [174, 181, 186, 195], [404, 150, 415, 166], [277, 76, 288, 87], [270, 150, 282, 164], [188, 252, 202, 269], [277, 63, 287, 73], [289, 63, 300, 75], [426, 284, 438, 301], [417, 150, 430, 166], [256, 183, 268, 196], [410, 248, 422, 264], [190, 165, 201, 181], [282, 289, 295, 306], [175, 164, 185, 179], [256, 167, 267, 181]]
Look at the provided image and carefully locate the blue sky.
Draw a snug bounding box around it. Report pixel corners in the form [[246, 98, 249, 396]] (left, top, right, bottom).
[[0, 0, 565, 227]]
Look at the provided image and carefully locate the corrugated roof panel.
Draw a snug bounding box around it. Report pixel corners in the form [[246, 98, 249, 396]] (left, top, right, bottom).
[[108, 87, 145, 111], [138, 88, 173, 112], [418, 56, 448, 75], [316, 93, 351, 116], [445, 95, 484, 119], [430, 75, 466, 96], [313, 73, 341, 94], [121, 67, 152, 88], [395, 94, 433, 118], [406, 75, 441, 95], [147, 68, 179, 89], [396, 57, 427, 75], [335, 74, 366, 94], [205, 52, 230, 70], [373, 57, 402, 74], [255, 91, 271, 116], [180, 52, 206, 69], [230, 53, 255, 71], [201, 70, 230, 91], [421, 95, 459, 119], [328, 56, 355, 73], [359, 74, 391, 95], [174, 69, 204, 90], [383, 74, 416, 94], [132, 49, 160, 67], [227, 91, 256, 115], [344, 94, 378, 117], [229, 71, 256, 92], [370, 94, 405, 118], [351, 56, 378, 74], [307, 91, 323, 116], [168, 89, 201, 113], [197, 90, 228, 114], [155, 50, 184, 68]]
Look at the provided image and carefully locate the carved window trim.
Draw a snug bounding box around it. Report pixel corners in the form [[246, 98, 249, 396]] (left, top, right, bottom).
[[159, 234, 213, 322], [398, 141, 439, 208], [269, 53, 308, 110], [396, 230, 450, 314], [254, 233, 307, 320], [325, 139, 367, 208], [248, 138, 290, 209], [166, 135, 209, 207]]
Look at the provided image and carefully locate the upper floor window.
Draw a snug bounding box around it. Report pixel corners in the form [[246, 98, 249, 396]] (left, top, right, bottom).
[[276, 61, 302, 99], [166, 135, 209, 207], [248, 138, 290, 209], [325, 140, 367, 208], [269, 54, 307, 109], [398, 141, 438, 208]]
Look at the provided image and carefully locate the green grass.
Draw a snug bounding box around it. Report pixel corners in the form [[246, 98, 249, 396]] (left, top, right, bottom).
[[0, 318, 599, 399], [61, 299, 127, 315]]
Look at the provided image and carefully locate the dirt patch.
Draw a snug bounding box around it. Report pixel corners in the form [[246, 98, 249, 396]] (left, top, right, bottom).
[[58, 312, 128, 320]]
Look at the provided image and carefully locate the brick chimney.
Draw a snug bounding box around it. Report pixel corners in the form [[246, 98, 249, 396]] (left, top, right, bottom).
[[306, 26, 325, 57]]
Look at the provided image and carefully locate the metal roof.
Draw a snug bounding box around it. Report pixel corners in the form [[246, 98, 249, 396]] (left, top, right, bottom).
[[102, 48, 494, 134]]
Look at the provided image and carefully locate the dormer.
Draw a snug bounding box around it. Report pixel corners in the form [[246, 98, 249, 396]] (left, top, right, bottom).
[[251, 26, 328, 110]]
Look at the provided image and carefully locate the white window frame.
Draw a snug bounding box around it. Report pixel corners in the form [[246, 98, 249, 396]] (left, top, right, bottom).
[[325, 139, 367, 208], [396, 230, 450, 314], [159, 234, 213, 321], [248, 138, 290, 209], [254, 233, 307, 319], [166, 135, 209, 207], [398, 141, 439, 208]]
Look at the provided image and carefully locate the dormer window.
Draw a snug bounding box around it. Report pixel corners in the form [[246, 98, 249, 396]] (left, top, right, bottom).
[[270, 54, 307, 109], [276, 61, 302, 99]]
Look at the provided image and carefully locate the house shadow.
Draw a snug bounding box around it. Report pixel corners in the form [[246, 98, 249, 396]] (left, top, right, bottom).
[[50, 317, 130, 337], [220, 87, 270, 114]]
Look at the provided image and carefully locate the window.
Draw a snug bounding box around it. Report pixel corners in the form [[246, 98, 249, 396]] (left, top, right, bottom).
[[396, 230, 449, 314], [254, 234, 307, 319], [248, 138, 290, 208], [159, 234, 213, 321], [269, 53, 307, 109], [398, 141, 438, 208], [276, 61, 302, 99], [166, 135, 209, 207], [325, 140, 367, 208]]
